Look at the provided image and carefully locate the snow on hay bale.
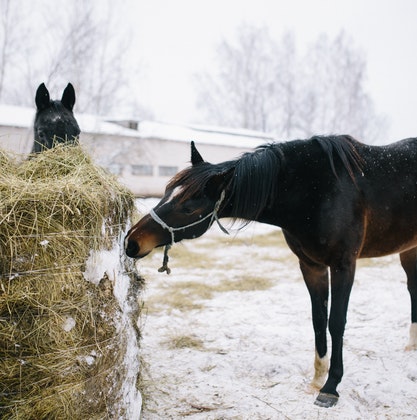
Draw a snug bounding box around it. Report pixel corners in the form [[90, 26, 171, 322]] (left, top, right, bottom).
[[0, 145, 142, 419]]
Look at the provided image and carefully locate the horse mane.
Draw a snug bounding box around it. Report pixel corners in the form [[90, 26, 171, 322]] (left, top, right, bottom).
[[312, 135, 363, 181], [226, 135, 363, 220], [166, 160, 235, 202], [229, 144, 282, 220]]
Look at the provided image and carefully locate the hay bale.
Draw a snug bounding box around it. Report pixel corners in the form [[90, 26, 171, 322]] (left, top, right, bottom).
[[0, 145, 142, 419]]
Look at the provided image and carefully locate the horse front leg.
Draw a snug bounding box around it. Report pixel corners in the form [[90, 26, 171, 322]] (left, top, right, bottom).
[[315, 260, 356, 408], [300, 260, 330, 390]]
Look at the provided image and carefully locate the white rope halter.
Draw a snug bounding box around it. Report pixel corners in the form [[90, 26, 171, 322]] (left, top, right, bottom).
[[149, 190, 228, 274], [149, 190, 227, 245]]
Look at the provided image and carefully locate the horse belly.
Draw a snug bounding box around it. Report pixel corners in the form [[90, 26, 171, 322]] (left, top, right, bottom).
[[359, 214, 417, 258], [360, 238, 417, 258]]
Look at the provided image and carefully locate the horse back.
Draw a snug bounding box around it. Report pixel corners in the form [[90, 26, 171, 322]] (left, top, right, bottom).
[[274, 137, 417, 261]]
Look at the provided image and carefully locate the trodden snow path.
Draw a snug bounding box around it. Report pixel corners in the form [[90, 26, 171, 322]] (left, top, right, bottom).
[[134, 203, 417, 419]]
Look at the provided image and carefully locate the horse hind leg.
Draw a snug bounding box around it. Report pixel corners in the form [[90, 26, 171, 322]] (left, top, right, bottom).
[[408, 324, 417, 350], [399, 248, 417, 350]]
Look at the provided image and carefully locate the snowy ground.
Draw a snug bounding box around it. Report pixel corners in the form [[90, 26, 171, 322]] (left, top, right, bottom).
[[135, 200, 417, 419]]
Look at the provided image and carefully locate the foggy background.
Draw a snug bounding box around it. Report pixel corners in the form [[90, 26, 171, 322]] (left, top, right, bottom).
[[1, 0, 416, 144]]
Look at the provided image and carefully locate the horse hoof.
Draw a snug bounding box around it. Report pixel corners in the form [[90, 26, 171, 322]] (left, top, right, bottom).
[[314, 392, 339, 408]]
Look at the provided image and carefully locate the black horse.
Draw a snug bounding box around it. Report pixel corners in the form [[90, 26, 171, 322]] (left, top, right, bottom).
[[124, 136, 417, 407], [31, 83, 80, 153]]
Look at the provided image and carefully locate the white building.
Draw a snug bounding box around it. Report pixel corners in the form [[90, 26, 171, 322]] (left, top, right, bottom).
[[0, 104, 275, 196]]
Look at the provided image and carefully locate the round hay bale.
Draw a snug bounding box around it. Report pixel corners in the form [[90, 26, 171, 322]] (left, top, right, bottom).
[[0, 145, 142, 419]]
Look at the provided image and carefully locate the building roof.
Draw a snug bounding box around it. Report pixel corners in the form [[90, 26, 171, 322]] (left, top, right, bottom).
[[0, 104, 275, 149], [0, 104, 35, 129], [135, 120, 275, 149]]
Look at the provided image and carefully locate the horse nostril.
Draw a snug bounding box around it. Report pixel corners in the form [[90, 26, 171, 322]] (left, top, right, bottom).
[[125, 239, 139, 258]]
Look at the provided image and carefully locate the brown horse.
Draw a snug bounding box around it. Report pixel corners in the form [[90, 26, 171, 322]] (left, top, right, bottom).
[[125, 136, 417, 407]]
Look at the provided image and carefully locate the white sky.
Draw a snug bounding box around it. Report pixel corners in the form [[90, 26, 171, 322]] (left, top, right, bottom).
[[128, 0, 417, 142]]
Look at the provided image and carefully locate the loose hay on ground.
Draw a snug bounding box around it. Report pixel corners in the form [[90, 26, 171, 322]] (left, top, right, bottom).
[[0, 145, 142, 419]]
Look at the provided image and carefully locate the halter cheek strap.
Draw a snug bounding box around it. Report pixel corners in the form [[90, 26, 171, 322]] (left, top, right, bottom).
[[149, 208, 177, 246], [149, 190, 228, 274]]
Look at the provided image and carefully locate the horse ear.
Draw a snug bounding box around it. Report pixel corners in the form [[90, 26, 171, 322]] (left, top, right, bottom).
[[61, 83, 76, 111], [191, 141, 204, 165], [35, 83, 50, 111]]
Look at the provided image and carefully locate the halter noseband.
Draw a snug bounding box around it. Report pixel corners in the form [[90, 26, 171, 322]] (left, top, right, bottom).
[[149, 190, 228, 274]]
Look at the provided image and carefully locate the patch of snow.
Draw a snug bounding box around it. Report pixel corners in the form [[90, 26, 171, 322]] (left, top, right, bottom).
[[77, 350, 97, 367], [62, 316, 76, 332], [83, 230, 142, 419], [83, 248, 119, 285]]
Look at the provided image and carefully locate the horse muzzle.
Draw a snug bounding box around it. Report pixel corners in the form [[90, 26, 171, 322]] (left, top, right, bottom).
[[124, 235, 156, 259], [124, 220, 166, 259], [125, 238, 141, 258]]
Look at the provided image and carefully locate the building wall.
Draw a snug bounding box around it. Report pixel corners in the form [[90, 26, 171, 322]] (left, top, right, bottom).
[[0, 126, 33, 155]]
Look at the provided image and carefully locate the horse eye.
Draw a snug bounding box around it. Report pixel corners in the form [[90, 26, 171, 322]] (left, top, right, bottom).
[[183, 206, 194, 215]]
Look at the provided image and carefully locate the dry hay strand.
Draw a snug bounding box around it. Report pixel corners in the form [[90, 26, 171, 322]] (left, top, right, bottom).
[[0, 145, 141, 419]]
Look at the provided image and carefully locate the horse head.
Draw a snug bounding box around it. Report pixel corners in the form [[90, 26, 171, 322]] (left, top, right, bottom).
[[32, 83, 81, 153], [125, 142, 232, 259]]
